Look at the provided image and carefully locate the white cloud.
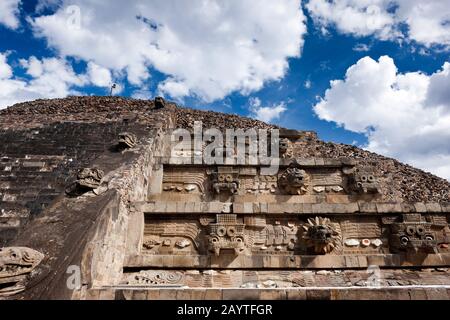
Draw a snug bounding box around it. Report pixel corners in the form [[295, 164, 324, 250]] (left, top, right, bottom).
[[87, 62, 112, 87], [0, 53, 13, 79], [304, 79, 312, 89], [131, 88, 152, 100], [314, 55, 450, 180], [249, 97, 287, 123], [0, 0, 21, 29], [306, 0, 450, 48], [35, 0, 61, 13], [353, 43, 371, 52], [0, 53, 114, 109], [31, 0, 306, 102]]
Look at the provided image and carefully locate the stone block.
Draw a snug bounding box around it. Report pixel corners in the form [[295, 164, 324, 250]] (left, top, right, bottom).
[[260, 289, 286, 300], [414, 202, 427, 213], [233, 203, 244, 214], [268, 203, 283, 214], [154, 201, 166, 213], [376, 203, 402, 213], [425, 202, 442, 213], [358, 202, 377, 213], [243, 202, 253, 214], [400, 202, 416, 213], [223, 289, 260, 300], [286, 289, 307, 300], [306, 289, 331, 300], [176, 201, 186, 212], [166, 201, 177, 213], [184, 201, 195, 213], [159, 289, 177, 300], [441, 202, 450, 213], [204, 289, 223, 300]]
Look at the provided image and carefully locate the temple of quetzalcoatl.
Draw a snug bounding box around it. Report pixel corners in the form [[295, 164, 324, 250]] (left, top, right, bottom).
[[0, 96, 449, 300]]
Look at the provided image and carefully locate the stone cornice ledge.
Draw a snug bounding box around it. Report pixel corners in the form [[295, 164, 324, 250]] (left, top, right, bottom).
[[132, 201, 450, 215]]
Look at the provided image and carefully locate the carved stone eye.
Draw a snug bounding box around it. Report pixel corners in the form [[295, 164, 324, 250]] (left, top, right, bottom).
[[368, 175, 375, 182], [216, 226, 227, 237], [218, 175, 225, 182], [233, 237, 244, 243], [406, 226, 416, 236], [416, 225, 426, 236], [400, 236, 409, 245], [227, 226, 237, 237], [361, 175, 368, 182], [225, 175, 233, 182]]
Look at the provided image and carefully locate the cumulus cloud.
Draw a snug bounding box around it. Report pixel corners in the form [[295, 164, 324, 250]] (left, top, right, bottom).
[[306, 0, 450, 48], [314, 55, 450, 180], [87, 62, 112, 87], [249, 97, 287, 123], [0, 0, 21, 29], [30, 0, 306, 102], [0, 53, 112, 109]]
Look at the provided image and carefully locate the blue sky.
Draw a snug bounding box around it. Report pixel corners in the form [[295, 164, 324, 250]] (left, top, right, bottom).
[[0, 0, 449, 179]]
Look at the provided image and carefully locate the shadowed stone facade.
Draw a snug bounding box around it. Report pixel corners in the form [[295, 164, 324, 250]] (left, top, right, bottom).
[[0, 96, 449, 300]]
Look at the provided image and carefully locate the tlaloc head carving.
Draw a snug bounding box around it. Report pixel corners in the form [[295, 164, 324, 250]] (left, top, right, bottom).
[[211, 167, 240, 195], [278, 166, 310, 195], [0, 247, 44, 297], [77, 168, 104, 189], [118, 132, 138, 148], [346, 166, 380, 194], [207, 214, 246, 256], [387, 214, 439, 253], [302, 217, 340, 254]]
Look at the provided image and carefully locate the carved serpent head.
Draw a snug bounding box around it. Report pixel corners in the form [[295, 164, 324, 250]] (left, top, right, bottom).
[[302, 217, 339, 254]]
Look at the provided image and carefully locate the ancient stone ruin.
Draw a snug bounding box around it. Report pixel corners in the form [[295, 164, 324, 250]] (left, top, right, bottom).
[[0, 96, 449, 300]]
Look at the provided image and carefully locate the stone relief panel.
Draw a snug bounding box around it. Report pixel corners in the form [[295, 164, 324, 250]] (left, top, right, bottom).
[[143, 219, 203, 254], [162, 167, 207, 194], [341, 217, 385, 254], [142, 215, 347, 256], [126, 270, 184, 286], [383, 214, 449, 254], [139, 213, 450, 264], [159, 164, 384, 198]]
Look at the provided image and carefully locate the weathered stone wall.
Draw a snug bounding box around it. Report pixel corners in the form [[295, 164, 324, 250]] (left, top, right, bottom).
[[75, 132, 165, 299]]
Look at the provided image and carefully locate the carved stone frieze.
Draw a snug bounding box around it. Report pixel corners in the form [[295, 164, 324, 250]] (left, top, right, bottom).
[[127, 270, 184, 286], [162, 168, 206, 194]]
